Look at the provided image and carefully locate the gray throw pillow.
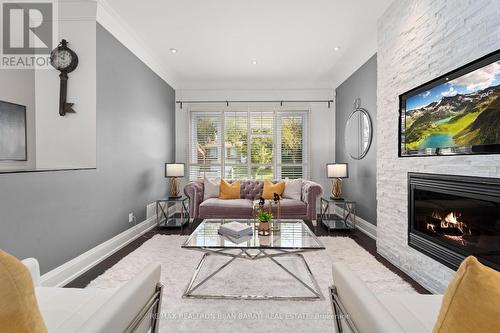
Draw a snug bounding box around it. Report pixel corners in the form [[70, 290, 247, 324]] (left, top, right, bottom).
[[283, 178, 303, 200], [203, 177, 220, 201]]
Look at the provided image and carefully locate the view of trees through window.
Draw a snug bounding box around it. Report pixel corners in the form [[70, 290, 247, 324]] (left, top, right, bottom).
[[190, 111, 308, 180]]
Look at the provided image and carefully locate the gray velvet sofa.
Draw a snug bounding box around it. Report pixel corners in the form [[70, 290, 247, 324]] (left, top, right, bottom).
[[184, 179, 323, 221]]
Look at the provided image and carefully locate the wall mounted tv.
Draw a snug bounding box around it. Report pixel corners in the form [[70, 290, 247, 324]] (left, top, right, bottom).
[[399, 49, 500, 157]]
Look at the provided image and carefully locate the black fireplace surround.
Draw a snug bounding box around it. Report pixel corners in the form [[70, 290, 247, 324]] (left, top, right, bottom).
[[408, 172, 500, 271]]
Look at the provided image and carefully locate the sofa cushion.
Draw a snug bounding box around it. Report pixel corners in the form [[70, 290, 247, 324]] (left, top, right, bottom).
[[262, 180, 285, 199], [35, 287, 115, 333], [260, 199, 307, 216], [433, 256, 500, 333], [378, 294, 443, 333], [200, 198, 254, 217], [283, 178, 303, 200], [0, 250, 48, 333], [203, 177, 220, 201], [219, 179, 241, 199]]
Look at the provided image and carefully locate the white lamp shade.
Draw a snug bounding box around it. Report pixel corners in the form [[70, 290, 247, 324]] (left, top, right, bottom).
[[165, 163, 185, 177], [327, 163, 348, 178]]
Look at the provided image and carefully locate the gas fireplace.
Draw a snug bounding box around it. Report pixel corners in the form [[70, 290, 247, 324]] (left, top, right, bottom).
[[408, 173, 500, 271]]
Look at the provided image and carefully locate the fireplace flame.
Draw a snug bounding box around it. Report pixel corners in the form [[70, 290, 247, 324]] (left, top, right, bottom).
[[443, 211, 460, 226], [428, 210, 471, 237]]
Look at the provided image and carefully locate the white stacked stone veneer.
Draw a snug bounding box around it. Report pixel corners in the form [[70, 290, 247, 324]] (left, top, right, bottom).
[[376, 0, 500, 293]]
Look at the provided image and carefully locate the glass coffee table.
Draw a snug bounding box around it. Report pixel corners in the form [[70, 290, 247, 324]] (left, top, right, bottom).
[[182, 219, 325, 301]]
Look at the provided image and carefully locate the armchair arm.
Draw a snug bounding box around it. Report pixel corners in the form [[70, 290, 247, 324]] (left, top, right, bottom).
[[21, 257, 40, 287], [332, 262, 404, 333], [302, 180, 323, 221], [184, 180, 204, 218]]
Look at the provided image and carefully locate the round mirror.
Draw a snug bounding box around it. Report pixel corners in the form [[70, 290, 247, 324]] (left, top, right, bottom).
[[345, 99, 372, 160]]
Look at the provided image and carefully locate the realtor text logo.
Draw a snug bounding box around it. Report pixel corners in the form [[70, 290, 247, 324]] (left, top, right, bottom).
[[1, 1, 56, 68]]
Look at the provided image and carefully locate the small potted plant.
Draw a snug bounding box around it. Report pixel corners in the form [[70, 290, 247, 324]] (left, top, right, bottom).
[[256, 209, 273, 236]]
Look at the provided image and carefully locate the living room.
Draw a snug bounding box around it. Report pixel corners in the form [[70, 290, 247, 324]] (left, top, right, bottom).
[[0, 0, 499, 332]]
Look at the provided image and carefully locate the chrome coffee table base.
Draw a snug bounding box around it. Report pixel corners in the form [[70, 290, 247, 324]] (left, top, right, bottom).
[[183, 248, 324, 301]]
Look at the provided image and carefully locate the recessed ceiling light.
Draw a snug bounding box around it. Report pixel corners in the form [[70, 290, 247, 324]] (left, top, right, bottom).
[[333, 46, 340, 52], [252, 60, 258, 65], [170, 48, 178, 54]]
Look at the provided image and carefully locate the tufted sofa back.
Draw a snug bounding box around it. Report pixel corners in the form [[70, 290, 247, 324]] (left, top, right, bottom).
[[224, 179, 282, 200]]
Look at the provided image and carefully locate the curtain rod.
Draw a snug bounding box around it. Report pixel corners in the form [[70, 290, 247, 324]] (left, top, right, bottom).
[[176, 99, 334, 109]]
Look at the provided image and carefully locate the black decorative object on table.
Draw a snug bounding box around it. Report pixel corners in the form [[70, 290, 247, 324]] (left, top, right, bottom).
[[50, 39, 79, 116]]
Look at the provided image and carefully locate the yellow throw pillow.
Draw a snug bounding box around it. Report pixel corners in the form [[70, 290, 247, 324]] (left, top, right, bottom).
[[433, 256, 500, 333], [219, 179, 241, 199], [0, 251, 47, 333], [262, 180, 285, 200]]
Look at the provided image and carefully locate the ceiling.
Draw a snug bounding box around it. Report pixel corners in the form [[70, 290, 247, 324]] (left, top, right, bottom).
[[104, 0, 393, 90]]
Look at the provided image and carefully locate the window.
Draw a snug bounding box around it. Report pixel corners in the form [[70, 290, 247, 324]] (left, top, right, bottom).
[[189, 110, 308, 180], [189, 113, 221, 179]]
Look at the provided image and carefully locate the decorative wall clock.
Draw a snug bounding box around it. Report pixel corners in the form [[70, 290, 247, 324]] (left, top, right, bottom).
[[50, 39, 79, 116]]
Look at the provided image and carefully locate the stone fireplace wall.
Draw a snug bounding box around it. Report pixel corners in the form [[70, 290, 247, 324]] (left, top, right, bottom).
[[376, 0, 500, 293]]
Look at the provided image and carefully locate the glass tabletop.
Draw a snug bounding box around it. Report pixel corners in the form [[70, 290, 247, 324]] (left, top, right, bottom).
[[157, 196, 188, 202], [182, 219, 325, 250]]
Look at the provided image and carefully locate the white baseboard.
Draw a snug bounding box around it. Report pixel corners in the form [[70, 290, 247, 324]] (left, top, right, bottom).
[[330, 206, 377, 240], [40, 216, 157, 287], [355, 215, 377, 240]]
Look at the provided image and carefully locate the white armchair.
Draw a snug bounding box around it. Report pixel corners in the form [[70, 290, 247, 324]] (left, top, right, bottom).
[[22, 258, 163, 333], [330, 262, 442, 333]]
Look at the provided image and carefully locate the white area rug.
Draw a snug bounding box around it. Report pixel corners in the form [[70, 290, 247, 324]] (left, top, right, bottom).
[[87, 235, 417, 332]]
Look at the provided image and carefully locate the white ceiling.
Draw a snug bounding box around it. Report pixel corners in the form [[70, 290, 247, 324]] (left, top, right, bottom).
[[103, 0, 393, 90]]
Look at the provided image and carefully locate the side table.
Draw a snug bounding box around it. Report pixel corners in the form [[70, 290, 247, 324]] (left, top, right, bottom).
[[156, 197, 189, 232], [320, 197, 356, 233]]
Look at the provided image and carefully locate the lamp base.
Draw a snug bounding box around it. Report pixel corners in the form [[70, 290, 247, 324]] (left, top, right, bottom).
[[330, 196, 345, 201], [331, 178, 343, 199], [169, 177, 181, 198]]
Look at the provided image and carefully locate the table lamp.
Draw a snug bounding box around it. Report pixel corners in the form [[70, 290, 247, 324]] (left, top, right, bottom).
[[327, 163, 348, 200], [165, 163, 185, 198]]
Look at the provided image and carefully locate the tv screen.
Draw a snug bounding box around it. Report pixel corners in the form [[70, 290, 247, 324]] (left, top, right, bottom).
[[399, 50, 500, 157]]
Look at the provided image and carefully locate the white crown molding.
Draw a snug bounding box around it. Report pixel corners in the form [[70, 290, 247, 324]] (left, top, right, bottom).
[[96, 0, 177, 88], [40, 215, 157, 287]]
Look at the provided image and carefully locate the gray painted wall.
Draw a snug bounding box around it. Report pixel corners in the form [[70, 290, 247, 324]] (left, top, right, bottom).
[[0, 24, 175, 273], [335, 54, 377, 224]]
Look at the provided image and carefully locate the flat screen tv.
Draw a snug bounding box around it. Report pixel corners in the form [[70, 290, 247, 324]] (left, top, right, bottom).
[[399, 49, 500, 157]]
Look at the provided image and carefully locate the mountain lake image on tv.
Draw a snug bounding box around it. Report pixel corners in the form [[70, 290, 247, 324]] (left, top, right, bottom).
[[399, 50, 500, 156]]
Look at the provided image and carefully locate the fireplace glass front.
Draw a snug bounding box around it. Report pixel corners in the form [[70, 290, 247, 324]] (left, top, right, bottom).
[[409, 173, 500, 270]]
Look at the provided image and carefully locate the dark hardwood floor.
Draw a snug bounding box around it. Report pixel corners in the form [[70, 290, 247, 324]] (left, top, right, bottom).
[[65, 218, 430, 294]]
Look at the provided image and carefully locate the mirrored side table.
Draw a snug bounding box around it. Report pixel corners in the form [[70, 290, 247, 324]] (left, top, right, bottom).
[[320, 197, 356, 233], [156, 197, 189, 232]]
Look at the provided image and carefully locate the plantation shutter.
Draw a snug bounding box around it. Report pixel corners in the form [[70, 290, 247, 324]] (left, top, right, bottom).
[[277, 113, 307, 179], [189, 112, 221, 180], [224, 111, 249, 179], [250, 111, 274, 180]]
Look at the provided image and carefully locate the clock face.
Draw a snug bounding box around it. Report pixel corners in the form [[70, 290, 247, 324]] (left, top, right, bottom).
[[52, 49, 72, 69]]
